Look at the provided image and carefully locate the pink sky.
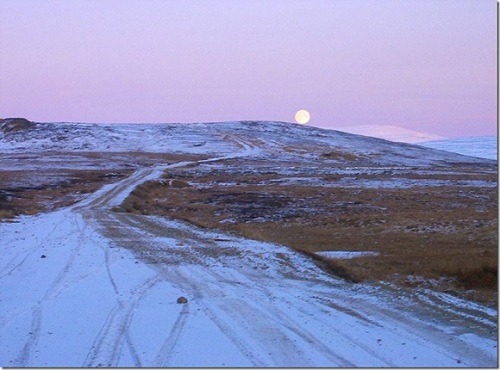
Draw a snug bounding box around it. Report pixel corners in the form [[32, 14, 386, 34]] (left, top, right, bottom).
[[0, 0, 497, 138]]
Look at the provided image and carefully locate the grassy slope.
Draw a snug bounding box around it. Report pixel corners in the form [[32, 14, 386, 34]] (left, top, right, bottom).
[[119, 157, 498, 307]]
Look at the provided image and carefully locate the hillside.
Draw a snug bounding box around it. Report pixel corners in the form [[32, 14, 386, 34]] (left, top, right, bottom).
[[0, 119, 491, 164], [0, 119, 497, 367]]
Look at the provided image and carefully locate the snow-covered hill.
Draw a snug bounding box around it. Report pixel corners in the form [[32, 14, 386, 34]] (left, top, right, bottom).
[[420, 136, 497, 160], [0, 119, 492, 167], [336, 124, 445, 143]]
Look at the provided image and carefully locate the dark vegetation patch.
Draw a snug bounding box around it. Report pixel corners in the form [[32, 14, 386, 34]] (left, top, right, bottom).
[[320, 150, 363, 161], [118, 158, 498, 307], [0, 117, 35, 133], [0, 151, 208, 220], [0, 169, 132, 219]]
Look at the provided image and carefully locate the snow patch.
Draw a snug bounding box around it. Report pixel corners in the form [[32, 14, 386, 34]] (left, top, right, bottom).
[[316, 251, 380, 259], [419, 136, 497, 160]]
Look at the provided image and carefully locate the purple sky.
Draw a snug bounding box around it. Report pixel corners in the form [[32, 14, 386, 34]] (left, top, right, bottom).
[[0, 0, 497, 138]]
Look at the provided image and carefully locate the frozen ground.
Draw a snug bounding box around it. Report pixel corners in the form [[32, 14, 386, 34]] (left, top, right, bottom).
[[0, 120, 497, 367]]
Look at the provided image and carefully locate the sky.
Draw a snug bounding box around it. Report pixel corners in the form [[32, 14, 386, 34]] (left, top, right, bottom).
[[0, 0, 497, 138]]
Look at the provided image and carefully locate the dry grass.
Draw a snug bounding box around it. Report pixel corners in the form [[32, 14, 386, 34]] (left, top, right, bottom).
[[0, 151, 209, 220], [320, 150, 363, 161], [0, 169, 133, 219], [118, 158, 498, 307]]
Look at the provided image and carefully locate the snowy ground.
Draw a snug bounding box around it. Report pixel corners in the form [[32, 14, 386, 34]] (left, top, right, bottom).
[[0, 120, 497, 367]]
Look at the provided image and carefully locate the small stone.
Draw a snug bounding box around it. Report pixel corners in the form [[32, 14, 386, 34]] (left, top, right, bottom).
[[176, 296, 188, 304], [41, 255, 46, 258]]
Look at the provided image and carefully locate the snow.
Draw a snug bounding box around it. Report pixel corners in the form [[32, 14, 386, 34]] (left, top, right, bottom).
[[334, 125, 496, 161], [0, 120, 497, 367], [419, 136, 497, 160], [336, 124, 445, 143], [316, 251, 380, 259]]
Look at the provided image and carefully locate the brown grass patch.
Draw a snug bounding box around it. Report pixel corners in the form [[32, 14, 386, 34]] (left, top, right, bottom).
[[320, 151, 363, 161], [0, 169, 133, 219], [0, 151, 208, 220], [118, 158, 498, 307]]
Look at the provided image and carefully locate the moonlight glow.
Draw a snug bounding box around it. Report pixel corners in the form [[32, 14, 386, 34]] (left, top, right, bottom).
[[295, 110, 310, 124]]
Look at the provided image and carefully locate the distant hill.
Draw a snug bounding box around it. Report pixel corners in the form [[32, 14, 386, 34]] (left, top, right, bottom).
[[419, 136, 497, 160], [336, 125, 445, 143], [0, 119, 492, 167]]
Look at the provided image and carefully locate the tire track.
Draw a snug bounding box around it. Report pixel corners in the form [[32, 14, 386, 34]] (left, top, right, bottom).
[[170, 267, 355, 367], [124, 331, 143, 367], [147, 267, 267, 367], [9, 214, 87, 366], [0, 252, 32, 279], [0, 218, 107, 335], [264, 296, 385, 367], [153, 303, 190, 367], [82, 276, 161, 367], [196, 301, 267, 367], [103, 248, 119, 296], [11, 305, 43, 367], [160, 267, 306, 367], [0, 216, 69, 278]]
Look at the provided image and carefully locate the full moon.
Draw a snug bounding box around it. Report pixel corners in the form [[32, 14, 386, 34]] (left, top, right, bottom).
[[295, 109, 310, 124]]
